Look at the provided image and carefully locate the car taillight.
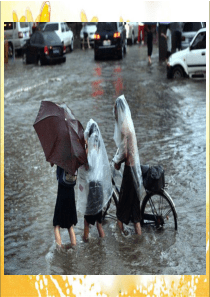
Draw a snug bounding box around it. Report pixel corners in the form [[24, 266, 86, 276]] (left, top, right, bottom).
[[114, 32, 121, 38], [181, 36, 185, 41], [94, 34, 100, 39], [63, 45, 66, 53], [18, 32, 23, 38], [44, 46, 49, 55]]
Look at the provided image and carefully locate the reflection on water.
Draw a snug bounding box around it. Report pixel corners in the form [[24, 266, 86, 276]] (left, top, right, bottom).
[[4, 46, 206, 275]]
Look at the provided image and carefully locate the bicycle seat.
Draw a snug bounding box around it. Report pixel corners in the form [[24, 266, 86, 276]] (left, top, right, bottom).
[[141, 164, 150, 176]]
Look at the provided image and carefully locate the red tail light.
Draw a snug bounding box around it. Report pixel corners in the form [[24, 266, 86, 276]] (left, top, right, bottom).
[[63, 45, 66, 53], [94, 34, 100, 40], [44, 46, 49, 55], [181, 36, 185, 41], [18, 32, 23, 38], [114, 32, 121, 38]]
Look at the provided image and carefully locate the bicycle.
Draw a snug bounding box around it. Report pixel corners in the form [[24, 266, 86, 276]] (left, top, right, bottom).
[[102, 161, 178, 231]]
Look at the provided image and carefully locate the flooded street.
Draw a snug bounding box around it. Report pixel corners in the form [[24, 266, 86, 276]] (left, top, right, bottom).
[[4, 44, 206, 275]]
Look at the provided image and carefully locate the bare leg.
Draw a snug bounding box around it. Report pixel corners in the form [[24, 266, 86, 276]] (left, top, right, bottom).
[[68, 226, 76, 246], [134, 222, 142, 235], [54, 225, 62, 246], [87, 38, 91, 49], [83, 218, 89, 242], [96, 222, 105, 238], [117, 219, 124, 233], [82, 38, 85, 50]]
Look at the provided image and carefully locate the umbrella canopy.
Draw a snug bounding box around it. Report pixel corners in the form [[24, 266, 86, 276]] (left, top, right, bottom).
[[33, 101, 87, 175]]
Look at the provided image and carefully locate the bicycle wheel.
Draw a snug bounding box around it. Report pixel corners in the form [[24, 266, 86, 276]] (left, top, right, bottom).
[[141, 189, 177, 230], [102, 188, 119, 220]]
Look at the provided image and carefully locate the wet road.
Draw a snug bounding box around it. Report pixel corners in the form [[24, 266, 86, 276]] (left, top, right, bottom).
[[4, 44, 206, 275]]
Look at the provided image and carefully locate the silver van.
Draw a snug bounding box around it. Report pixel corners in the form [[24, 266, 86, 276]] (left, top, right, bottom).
[[181, 22, 205, 49], [4, 22, 31, 56]]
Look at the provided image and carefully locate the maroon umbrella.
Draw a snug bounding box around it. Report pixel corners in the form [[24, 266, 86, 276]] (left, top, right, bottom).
[[33, 101, 87, 175]]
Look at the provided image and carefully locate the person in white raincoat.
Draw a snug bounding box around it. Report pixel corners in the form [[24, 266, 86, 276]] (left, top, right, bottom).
[[113, 95, 143, 235], [78, 119, 113, 241]]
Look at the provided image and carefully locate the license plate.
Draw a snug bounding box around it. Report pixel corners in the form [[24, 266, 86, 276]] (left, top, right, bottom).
[[103, 40, 111, 46], [53, 49, 60, 54]]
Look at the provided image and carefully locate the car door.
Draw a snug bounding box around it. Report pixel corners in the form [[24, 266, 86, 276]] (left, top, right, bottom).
[[34, 32, 44, 61], [186, 31, 206, 76], [27, 32, 38, 63], [118, 22, 125, 45], [61, 23, 67, 46], [65, 23, 71, 45]]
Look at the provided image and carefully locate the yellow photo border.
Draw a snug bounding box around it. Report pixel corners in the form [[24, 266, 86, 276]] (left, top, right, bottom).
[[1, 1, 209, 296]]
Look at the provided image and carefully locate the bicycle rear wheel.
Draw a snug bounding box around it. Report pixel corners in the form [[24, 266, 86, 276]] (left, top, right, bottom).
[[102, 188, 119, 220], [141, 189, 177, 230]]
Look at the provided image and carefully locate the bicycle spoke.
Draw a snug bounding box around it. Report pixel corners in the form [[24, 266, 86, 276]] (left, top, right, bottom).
[[142, 191, 177, 231]]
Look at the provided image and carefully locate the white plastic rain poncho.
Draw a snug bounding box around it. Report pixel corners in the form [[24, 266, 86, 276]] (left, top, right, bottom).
[[78, 119, 113, 216], [113, 95, 144, 201]]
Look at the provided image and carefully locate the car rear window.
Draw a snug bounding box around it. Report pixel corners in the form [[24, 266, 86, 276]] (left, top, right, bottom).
[[183, 22, 202, 32], [97, 22, 117, 31], [43, 32, 61, 45], [20, 22, 29, 28], [4, 22, 16, 30], [44, 23, 59, 31]]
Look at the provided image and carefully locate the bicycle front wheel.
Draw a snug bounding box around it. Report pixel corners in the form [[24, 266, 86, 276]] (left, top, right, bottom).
[[102, 188, 119, 220], [141, 189, 178, 231]]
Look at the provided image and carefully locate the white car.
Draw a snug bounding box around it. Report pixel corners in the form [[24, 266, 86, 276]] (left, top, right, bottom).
[[80, 22, 97, 48], [4, 22, 31, 56], [125, 22, 139, 45], [38, 22, 74, 51], [181, 22, 205, 50], [167, 28, 206, 79]]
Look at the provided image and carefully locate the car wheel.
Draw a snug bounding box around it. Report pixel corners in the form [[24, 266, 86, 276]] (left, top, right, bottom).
[[172, 66, 184, 78], [124, 39, 127, 54], [37, 56, 43, 66], [22, 52, 28, 64], [94, 51, 99, 60], [118, 44, 124, 59], [70, 39, 74, 52]]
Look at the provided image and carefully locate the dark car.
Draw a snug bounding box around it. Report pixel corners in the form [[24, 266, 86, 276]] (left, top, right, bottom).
[[22, 31, 66, 65], [94, 22, 127, 60]]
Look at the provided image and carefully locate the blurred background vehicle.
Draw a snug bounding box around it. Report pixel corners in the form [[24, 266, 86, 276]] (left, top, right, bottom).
[[4, 22, 31, 57], [167, 28, 206, 79], [181, 22, 205, 50], [22, 30, 66, 66], [125, 22, 139, 45], [37, 22, 74, 52], [80, 22, 97, 48], [94, 22, 127, 60]]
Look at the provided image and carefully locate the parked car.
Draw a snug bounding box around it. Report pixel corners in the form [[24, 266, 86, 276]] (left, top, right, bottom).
[[37, 22, 74, 51], [80, 22, 97, 48], [94, 22, 127, 60], [4, 22, 31, 56], [167, 28, 206, 79], [181, 22, 205, 50], [22, 31, 66, 66], [125, 22, 139, 45]]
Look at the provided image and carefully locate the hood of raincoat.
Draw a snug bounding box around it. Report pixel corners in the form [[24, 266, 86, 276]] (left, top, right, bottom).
[[77, 119, 113, 216], [113, 95, 144, 200]]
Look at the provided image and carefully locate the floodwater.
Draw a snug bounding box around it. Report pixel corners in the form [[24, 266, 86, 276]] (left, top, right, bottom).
[[4, 44, 206, 275]]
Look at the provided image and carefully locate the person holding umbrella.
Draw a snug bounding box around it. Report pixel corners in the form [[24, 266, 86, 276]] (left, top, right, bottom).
[[33, 101, 88, 250], [51, 163, 78, 250], [113, 95, 144, 236], [78, 119, 113, 241]]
